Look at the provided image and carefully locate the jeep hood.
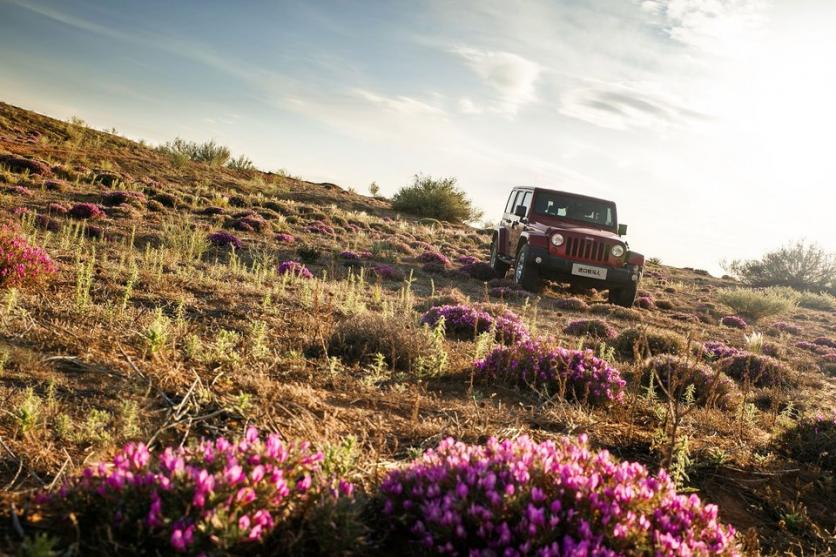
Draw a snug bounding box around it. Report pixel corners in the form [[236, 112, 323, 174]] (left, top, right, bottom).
[[531, 219, 621, 241]]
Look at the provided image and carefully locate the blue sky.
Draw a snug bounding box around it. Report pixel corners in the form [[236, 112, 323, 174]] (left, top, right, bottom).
[[1, 0, 835, 274]]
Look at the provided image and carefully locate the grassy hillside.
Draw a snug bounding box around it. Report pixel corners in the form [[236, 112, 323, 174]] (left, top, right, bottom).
[[0, 102, 834, 555]]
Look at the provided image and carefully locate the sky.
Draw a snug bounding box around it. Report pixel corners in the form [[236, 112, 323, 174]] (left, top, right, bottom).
[[1, 0, 834, 275]]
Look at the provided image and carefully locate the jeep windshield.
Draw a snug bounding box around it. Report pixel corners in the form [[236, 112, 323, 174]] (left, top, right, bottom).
[[533, 192, 615, 229]]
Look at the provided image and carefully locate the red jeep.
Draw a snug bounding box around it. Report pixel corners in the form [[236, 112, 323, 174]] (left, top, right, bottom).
[[489, 187, 644, 307]]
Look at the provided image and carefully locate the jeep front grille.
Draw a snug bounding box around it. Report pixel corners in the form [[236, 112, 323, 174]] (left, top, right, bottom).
[[565, 235, 609, 262]]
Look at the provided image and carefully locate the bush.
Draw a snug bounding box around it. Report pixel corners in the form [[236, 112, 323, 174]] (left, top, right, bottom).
[[613, 327, 686, 359], [207, 230, 242, 250], [391, 174, 481, 224], [701, 341, 741, 361], [69, 202, 105, 220], [797, 291, 835, 311], [0, 228, 57, 288], [769, 321, 802, 335], [475, 340, 626, 404], [369, 263, 404, 281], [328, 313, 432, 371], [420, 304, 528, 344], [724, 240, 834, 293], [102, 190, 146, 207], [778, 414, 836, 473], [716, 287, 797, 321], [720, 315, 748, 329], [31, 427, 354, 555], [643, 355, 740, 410], [717, 353, 793, 388], [554, 297, 589, 312], [380, 435, 739, 556], [459, 261, 494, 281], [563, 318, 617, 340], [417, 250, 451, 267], [278, 260, 313, 279], [157, 137, 231, 167]]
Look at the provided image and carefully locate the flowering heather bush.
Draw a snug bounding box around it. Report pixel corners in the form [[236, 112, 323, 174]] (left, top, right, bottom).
[[381, 435, 740, 556], [370, 263, 405, 281], [33, 427, 354, 554], [702, 341, 742, 361], [460, 261, 495, 281], [813, 337, 836, 349], [338, 250, 372, 261], [489, 286, 528, 301], [46, 202, 69, 215], [420, 304, 528, 344], [200, 206, 225, 215], [207, 230, 242, 250], [717, 353, 792, 388], [770, 321, 802, 335], [229, 214, 269, 233], [0, 229, 57, 288], [720, 315, 748, 329], [275, 232, 295, 244], [643, 355, 740, 410], [417, 250, 451, 267], [475, 340, 626, 404], [306, 221, 335, 235], [5, 184, 32, 196], [778, 414, 836, 473], [637, 295, 655, 309], [102, 190, 146, 206], [456, 254, 479, 265], [613, 327, 686, 360], [69, 202, 105, 220], [554, 297, 589, 312], [563, 318, 618, 340], [278, 260, 313, 279]]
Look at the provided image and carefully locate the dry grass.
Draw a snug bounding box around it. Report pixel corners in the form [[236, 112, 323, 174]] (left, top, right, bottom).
[[0, 101, 834, 555]]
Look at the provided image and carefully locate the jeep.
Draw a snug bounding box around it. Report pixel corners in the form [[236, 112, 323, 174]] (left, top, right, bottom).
[[489, 187, 644, 307]]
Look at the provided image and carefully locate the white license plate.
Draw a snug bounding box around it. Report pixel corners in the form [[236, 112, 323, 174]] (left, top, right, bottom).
[[571, 263, 608, 280]]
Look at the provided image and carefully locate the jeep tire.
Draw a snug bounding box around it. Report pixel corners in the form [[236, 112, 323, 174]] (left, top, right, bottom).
[[608, 282, 638, 308], [489, 236, 511, 278], [513, 243, 541, 292]]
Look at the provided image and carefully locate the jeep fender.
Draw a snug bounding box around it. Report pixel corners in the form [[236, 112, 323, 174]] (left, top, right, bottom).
[[519, 231, 548, 253], [627, 251, 645, 266], [494, 227, 508, 256]]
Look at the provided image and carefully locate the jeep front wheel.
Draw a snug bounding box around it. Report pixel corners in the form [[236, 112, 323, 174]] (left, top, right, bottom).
[[608, 283, 638, 307], [490, 236, 510, 278], [514, 244, 541, 292]]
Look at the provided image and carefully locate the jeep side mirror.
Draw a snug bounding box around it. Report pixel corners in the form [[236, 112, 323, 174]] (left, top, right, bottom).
[[618, 223, 628, 236], [514, 205, 527, 218]]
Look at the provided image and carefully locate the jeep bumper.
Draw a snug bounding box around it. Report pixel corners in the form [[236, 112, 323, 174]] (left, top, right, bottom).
[[527, 246, 641, 286]]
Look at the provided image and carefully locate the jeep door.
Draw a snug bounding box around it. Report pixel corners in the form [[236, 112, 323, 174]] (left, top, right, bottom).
[[499, 189, 519, 256], [507, 189, 532, 256]]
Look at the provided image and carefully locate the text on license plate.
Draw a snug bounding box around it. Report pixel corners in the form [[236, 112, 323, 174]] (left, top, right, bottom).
[[571, 263, 607, 280]]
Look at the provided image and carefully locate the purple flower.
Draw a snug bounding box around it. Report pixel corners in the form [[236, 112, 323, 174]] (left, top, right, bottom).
[[338, 250, 372, 261], [278, 260, 313, 279], [475, 340, 626, 404], [306, 221, 335, 235], [421, 304, 529, 344], [381, 435, 740, 556], [720, 315, 748, 329], [417, 250, 451, 267], [636, 296, 655, 309], [770, 321, 802, 335], [370, 263, 404, 281], [207, 230, 242, 249], [702, 341, 741, 360], [276, 232, 295, 244], [0, 228, 58, 288], [102, 190, 146, 206], [563, 319, 618, 340], [69, 202, 105, 220]]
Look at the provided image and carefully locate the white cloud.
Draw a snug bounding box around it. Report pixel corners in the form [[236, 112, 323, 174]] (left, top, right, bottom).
[[352, 89, 446, 117], [559, 82, 709, 130], [457, 97, 483, 114], [640, 0, 767, 55], [450, 47, 541, 115]]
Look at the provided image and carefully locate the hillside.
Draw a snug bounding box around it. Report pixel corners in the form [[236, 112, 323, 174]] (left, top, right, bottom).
[[0, 101, 834, 555]]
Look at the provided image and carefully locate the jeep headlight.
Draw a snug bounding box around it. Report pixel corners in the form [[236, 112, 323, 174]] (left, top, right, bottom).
[[550, 233, 564, 246], [611, 245, 625, 257]]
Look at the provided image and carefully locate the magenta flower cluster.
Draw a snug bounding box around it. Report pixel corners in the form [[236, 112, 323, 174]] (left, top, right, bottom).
[[554, 297, 589, 312], [34, 427, 352, 554], [771, 321, 802, 335], [637, 296, 655, 309], [417, 250, 452, 267], [720, 315, 747, 329], [381, 435, 740, 556], [456, 255, 480, 265], [278, 260, 313, 279], [370, 263, 404, 281], [207, 230, 242, 250], [102, 190, 146, 206], [338, 250, 372, 261], [69, 202, 105, 220], [702, 341, 741, 360], [475, 340, 626, 404], [275, 232, 295, 244], [563, 319, 618, 340], [421, 304, 529, 344], [813, 337, 836, 349], [0, 228, 57, 288], [459, 261, 495, 281], [306, 221, 335, 235]]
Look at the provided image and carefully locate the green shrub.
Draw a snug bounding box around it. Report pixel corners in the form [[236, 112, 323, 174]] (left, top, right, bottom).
[[642, 355, 740, 410], [327, 313, 432, 371], [613, 327, 686, 360], [724, 241, 834, 293], [391, 174, 481, 223], [717, 353, 793, 388], [157, 137, 231, 167], [798, 291, 835, 311], [716, 287, 797, 321]]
